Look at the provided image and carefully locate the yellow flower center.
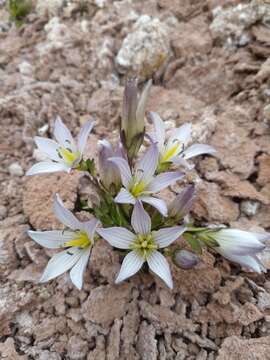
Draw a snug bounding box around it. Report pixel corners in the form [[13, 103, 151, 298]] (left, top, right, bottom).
[[58, 147, 80, 166], [129, 180, 146, 197], [130, 233, 157, 259], [161, 142, 181, 163], [64, 230, 91, 249]]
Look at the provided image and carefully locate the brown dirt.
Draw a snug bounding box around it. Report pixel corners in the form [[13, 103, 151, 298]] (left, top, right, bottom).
[[1, 0, 270, 359]]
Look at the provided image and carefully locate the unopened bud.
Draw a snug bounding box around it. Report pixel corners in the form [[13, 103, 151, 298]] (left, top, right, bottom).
[[121, 78, 152, 160]]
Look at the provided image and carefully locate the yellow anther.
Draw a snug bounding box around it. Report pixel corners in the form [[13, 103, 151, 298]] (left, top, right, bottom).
[[59, 147, 80, 166], [64, 231, 91, 249]]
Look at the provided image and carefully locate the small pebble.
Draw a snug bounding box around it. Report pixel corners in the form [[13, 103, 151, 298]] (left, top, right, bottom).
[[240, 200, 260, 217], [8, 162, 24, 176]]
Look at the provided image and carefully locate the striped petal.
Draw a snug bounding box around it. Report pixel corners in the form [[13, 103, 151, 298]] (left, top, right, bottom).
[[39, 247, 82, 283], [34, 137, 61, 162], [168, 185, 195, 218], [146, 171, 184, 193], [167, 123, 191, 147], [77, 120, 94, 154], [149, 112, 165, 150], [28, 230, 75, 249], [53, 193, 82, 230], [97, 227, 135, 249], [147, 250, 173, 289], [131, 201, 151, 235], [135, 143, 158, 183], [114, 188, 136, 204], [140, 196, 168, 217], [109, 157, 132, 188], [153, 225, 186, 248], [182, 144, 216, 160], [115, 250, 144, 284], [54, 116, 76, 150], [70, 247, 91, 289], [26, 161, 70, 176]]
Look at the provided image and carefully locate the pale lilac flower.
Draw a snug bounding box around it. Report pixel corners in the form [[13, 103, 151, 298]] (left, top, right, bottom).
[[168, 185, 195, 220], [212, 229, 269, 273], [149, 112, 216, 171], [110, 143, 184, 216], [97, 201, 186, 288], [26, 117, 94, 175], [98, 139, 126, 192], [28, 194, 99, 289], [121, 78, 152, 159]]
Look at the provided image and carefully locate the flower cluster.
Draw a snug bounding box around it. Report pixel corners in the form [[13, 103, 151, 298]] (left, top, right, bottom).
[[27, 79, 269, 290]]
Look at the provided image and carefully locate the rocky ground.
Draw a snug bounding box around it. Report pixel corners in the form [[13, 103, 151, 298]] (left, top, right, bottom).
[[1, 0, 270, 359]]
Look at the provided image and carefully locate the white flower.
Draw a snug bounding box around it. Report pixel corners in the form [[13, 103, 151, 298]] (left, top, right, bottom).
[[97, 201, 186, 288], [110, 143, 184, 216], [28, 194, 99, 289], [26, 117, 94, 175], [149, 112, 216, 171], [212, 229, 269, 273]]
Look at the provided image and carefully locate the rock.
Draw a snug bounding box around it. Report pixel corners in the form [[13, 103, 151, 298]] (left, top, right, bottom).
[[115, 15, 170, 80], [87, 336, 106, 360], [217, 335, 270, 360], [0, 337, 27, 359], [263, 104, 270, 123], [36, 0, 65, 18], [240, 200, 260, 216], [136, 322, 157, 360], [120, 300, 140, 359], [193, 181, 240, 223], [205, 171, 269, 204], [257, 154, 270, 186], [18, 61, 33, 77], [210, 1, 270, 47], [256, 57, 270, 83], [67, 336, 89, 360], [157, 0, 205, 20], [82, 283, 132, 326], [23, 172, 80, 230], [107, 319, 121, 360], [139, 301, 198, 333], [8, 162, 24, 176], [172, 251, 222, 301], [0, 205, 7, 220]]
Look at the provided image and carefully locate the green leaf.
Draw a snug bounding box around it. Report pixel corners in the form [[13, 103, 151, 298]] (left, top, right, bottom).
[[183, 233, 203, 255]]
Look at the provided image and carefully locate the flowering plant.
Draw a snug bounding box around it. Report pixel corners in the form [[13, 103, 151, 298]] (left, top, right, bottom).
[[27, 78, 269, 290]]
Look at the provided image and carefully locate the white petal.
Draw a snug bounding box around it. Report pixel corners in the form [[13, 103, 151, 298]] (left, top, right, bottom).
[[34, 137, 61, 162], [251, 232, 270, 243], [140, 196, 168, 217], [97, 227, 135, 249], [70, 247, 91, 289], [28, 230, 75, 249], [149, 112, 165, 150], [77, 120, 94, 154], [146, 171, 184, 193], [39, 247, 82, 283], [215, 229, 265, 256], [115, 251, 144, 283], [217, 249, 266, 273], [147, 251, 173, 289], [168, 123, 191, 147], [80, 218, 99, 241], [131, 201, 151, 235], [26, 161, 70, 176], [135, 143, 158, 184], [182, 144, 216, 160], [53, 194, 82, 230], [114, 188, 136, 204], [153, 226, 186, 248], [54, 116, 75, 149], [109, 157, 132, 188], [170, 156, 194, 170]]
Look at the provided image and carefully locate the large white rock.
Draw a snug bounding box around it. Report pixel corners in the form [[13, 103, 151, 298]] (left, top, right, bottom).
[[116, 15, 170, 80]]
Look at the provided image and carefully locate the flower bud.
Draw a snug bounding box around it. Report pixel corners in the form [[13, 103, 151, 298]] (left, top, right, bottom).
[[121, 77, 152, 160], [98, 140, 125, 193], [173, 249, 200, 269], [168, 185, 195, 220]]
